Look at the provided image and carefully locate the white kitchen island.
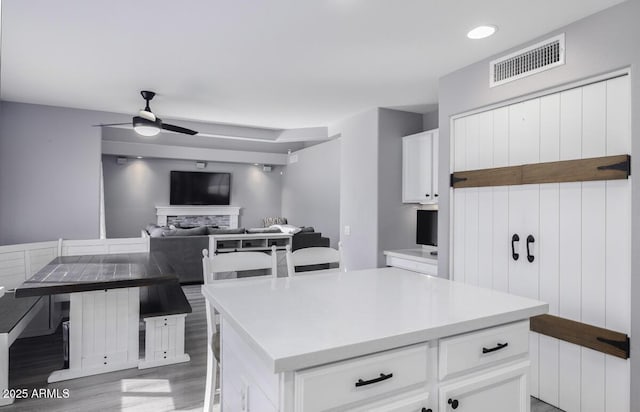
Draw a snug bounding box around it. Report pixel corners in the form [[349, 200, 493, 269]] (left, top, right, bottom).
[[201, 267, 547, 412]]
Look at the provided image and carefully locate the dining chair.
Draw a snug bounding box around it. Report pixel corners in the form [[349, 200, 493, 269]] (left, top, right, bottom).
[[201, 246, 278, 411], [285, 242, 343, 277]]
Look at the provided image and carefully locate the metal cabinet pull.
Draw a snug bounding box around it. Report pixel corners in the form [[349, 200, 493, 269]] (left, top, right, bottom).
[[482, 342, 509, 354], [354, 372, 393, 387], [511, 234, 520, 261], [448, 398, 459, 409], [526, 235, 535, 263]]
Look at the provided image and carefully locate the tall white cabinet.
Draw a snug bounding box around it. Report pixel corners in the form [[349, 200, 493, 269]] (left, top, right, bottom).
[[403, 129, 439, 203], [450, 75, 631, 412]]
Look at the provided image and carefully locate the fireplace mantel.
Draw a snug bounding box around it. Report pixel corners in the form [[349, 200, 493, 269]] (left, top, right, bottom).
[[156, 205, 241, 228]]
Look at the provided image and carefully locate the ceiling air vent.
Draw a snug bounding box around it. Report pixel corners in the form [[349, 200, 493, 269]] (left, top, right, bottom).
[[490, 33, 565, 87]]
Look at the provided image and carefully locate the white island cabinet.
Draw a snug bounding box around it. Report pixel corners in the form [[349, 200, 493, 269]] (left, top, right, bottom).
[[202, 268, 547, 412]]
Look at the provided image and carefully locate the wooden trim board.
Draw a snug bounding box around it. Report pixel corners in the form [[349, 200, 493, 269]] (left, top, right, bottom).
[[530, 314, 630, 359], [451, 154, 630, 188]]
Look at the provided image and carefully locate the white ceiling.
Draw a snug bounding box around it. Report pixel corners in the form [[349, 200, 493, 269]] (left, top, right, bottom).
[[0, 0, 626, 130]]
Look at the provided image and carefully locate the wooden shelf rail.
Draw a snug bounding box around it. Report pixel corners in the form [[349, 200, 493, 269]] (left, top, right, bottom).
[[530, 314, 630, 359], [451, 154, 630, 188]]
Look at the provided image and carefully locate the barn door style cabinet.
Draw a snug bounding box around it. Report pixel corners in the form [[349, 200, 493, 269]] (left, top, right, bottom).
[[403, 129, 439, 203], [450, 74, 631, 412]]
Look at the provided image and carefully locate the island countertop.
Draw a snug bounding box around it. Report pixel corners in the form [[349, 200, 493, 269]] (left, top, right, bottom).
[[201, 267, 547, 373]]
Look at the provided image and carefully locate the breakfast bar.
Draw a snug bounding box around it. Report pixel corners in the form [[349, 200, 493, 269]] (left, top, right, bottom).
[[202, 267, 547, 411]]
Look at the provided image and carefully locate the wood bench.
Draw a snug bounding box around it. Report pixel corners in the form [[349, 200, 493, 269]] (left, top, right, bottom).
[[0, 291, 46, 406], [138, 281, 192, 369]]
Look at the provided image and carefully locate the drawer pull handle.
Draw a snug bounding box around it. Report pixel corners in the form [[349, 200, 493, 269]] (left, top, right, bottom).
[[354, 372, 393, 387], [448, 398, 459, 409], [482, 342, 509, 354]]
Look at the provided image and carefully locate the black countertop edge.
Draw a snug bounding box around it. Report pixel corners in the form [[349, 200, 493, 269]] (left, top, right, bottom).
[[14, 276, 177, 298]]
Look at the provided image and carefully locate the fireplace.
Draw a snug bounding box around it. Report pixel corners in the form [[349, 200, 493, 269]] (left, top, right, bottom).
[[155, 206, 241, 228]]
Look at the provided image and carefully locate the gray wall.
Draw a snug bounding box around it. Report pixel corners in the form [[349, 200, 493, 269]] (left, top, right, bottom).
[[331, 108, 423, 270], [281, 139, 340, 248], [377, 108, 424, 266], [422, 110, 439, 130], [436, 1, 640, 408], [332, 109, 380, 270], [102, 155, 284, 238], [0, 101, 128, 245]]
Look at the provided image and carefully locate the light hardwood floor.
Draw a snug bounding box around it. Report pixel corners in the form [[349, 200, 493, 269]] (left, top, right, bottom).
[[5, 285, 560, 411]]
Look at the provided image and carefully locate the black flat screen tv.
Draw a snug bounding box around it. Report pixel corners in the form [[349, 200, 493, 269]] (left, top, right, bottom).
[[170, 171, 231, 205], [416, 210, 437, 247]]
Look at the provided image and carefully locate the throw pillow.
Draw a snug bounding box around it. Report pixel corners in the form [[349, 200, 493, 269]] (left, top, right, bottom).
[[149, 227, 166, 238], [269, 224, 302, 235], [262, 217, 288, 227]]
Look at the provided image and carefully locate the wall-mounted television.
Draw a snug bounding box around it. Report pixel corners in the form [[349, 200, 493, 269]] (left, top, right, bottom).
[[170, 171, 231, 205], [416, 210, 437, 247]]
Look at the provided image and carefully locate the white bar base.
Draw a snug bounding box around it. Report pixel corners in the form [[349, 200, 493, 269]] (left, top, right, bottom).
[[46, 288, 140, 383], [47, 361, 140, 383], [140, 314, 190, 369]]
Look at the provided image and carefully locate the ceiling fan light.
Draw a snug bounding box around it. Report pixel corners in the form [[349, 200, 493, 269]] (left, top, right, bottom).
[[134, 124, 160, 136]]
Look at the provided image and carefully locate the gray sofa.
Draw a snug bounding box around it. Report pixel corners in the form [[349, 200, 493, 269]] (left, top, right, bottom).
[[145, 225, 330, 284]]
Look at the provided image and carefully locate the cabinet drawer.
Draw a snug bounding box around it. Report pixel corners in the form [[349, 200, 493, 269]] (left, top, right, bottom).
[[439, 320, 529, 380], [295, 343, 428, 412], [386, 256, 437, 275]]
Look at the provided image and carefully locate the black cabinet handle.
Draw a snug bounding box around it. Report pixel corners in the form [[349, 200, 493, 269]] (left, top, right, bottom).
[[526, 235, 535, 263], [425, 193, 431, 197], [434, 194, 439, 197], [482, 342, 509, 354], [355, 372, 393, 387], [448, 398, 459, 409], [511, 234, 520, 261], [421, 409, 432, 412]]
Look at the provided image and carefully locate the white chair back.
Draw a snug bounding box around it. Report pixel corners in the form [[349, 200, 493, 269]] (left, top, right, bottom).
[[0, 286, 4, 298], [286, 242, 343, 277], [201, 245, 278, 283], [200, 245, 278, 412]]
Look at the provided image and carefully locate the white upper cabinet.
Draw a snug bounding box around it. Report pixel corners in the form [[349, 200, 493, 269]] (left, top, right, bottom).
[[402, 129, 439, 203]]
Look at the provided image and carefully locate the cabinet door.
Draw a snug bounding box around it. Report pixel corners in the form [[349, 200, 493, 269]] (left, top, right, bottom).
[[439, 362, 530, 412], [403, 133, 433, 203], [351, 391, 431, 412], [431, 130, 439, 199]]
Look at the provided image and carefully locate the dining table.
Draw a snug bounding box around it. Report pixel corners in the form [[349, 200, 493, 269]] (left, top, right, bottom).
[[14, 252, 178, 382]]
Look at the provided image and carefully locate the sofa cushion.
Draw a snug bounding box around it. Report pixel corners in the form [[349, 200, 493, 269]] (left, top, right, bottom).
[[246, 227, 282, 234], [207, 227, 247, 235], [162, 226, 208, 237]]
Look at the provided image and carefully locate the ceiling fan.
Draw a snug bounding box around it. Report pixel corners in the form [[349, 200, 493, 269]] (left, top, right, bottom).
[[97, 91, 198, 136]]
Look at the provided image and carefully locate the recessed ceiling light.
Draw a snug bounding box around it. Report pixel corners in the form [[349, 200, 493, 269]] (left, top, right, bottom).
[[136, 156, 143, 159], [467, 25, 497, 40]]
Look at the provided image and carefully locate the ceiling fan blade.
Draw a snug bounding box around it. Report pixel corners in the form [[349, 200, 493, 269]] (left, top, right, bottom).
[[92, 122, 131, 127], [161, 123, 198, 135]]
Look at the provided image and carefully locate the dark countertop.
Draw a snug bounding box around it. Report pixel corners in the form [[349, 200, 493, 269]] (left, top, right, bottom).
[[14, 253, 177, 297]]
